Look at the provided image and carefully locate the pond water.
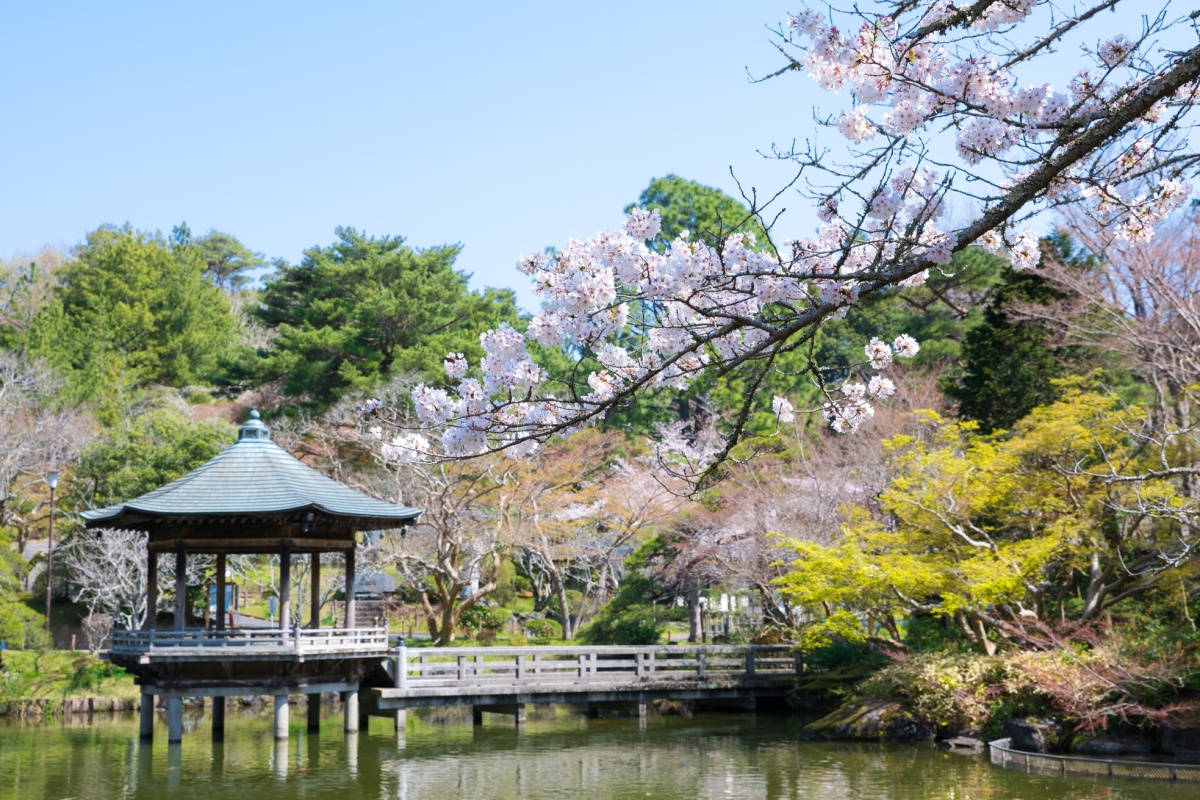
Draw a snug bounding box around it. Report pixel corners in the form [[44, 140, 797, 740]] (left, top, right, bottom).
[[2, 705, 1194, 800]]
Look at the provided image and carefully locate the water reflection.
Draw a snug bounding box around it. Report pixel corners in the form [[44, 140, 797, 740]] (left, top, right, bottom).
[[1, 706, 1196, 800]]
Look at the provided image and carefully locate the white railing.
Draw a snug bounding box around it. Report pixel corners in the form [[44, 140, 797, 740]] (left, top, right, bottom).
[[110, 627, 388, 656], [389, 644, 800, 692]]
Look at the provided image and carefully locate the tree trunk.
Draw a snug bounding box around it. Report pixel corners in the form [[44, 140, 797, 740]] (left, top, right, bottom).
[[687, 587, 702, 643]]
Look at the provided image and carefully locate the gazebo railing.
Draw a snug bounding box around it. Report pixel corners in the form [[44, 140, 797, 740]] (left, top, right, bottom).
[[110, 626, 388, 656]]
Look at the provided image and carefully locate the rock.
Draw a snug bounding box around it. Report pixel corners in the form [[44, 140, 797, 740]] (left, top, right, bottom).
[[1001, 718, 1066, 753], [941, 736, 985, 751], [803, 700, 935, 742], [1073, 737, 1152, 757]]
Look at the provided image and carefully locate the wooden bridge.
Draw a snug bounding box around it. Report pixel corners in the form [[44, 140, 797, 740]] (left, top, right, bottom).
[[364, 642, 801, 732]]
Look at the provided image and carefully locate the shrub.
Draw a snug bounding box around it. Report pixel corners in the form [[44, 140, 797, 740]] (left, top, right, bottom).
[[859, 653, 1010, 734], [577, 606, 662, 645], [525, 618, 561, 640], [458, 605, 511, 637], [67, 656, 121, 693]]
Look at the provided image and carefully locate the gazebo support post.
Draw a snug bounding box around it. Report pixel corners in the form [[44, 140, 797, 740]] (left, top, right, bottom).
[[216, 553, 227, 631], [274, 693, 289, 740], [167, 696, 183, 742], [310, 553, 321, 628], [139, 692, 154, 739], [212, 696, 225, 740], [343, 687, 359, 733], [174, 546, 186, 631], [308, 693, 321, 732], [345, 547, 356, 629], [280, 544, 291, 641], [145, 550, 158, 630]]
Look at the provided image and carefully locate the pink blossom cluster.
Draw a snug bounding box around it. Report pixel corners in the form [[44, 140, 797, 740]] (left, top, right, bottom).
[[788, 1, 1196, 273], [369, 2, 1199, 462], [772, 334, 915, 430]]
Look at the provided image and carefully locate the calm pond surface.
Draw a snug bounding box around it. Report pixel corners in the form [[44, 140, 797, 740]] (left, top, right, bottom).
[[2, 705, 1195, 800]]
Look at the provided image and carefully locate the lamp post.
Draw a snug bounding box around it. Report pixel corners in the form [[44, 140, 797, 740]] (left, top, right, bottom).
[[44, 470, 58, 635]]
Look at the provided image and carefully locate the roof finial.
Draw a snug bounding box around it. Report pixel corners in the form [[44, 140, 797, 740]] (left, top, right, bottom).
[[239, 409, 270, 441]]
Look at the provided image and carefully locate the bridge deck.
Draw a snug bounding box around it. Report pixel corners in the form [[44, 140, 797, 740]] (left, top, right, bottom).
[[373, 644, 800, 710]]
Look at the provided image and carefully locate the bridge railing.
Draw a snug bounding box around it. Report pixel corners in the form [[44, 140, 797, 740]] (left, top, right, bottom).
[[388, 644, 800, 691], [110, 627, 388, 656]]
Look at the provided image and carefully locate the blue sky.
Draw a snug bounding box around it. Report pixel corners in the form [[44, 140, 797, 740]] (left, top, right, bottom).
[[0, 2, 819, 311]]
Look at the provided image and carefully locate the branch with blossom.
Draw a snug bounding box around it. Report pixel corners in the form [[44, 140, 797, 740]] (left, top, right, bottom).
[[363, 1, 1200, 477]]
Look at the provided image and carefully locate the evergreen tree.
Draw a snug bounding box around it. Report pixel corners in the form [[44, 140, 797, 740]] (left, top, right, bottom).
[[28, 225, 236, 416], [255, 227, 522, 403]]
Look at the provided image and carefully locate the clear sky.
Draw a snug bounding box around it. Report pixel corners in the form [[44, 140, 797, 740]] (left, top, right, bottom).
[[0, 1, 822, 311]]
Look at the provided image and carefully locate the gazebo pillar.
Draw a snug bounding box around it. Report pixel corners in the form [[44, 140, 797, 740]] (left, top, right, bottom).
[[310, 553, 321, 628], [145, 550, 158, 630], [174, 546, 187, 631], [216, 553, 227, 630], [280, 544, 291, 640], [344, 546, 356, 629]]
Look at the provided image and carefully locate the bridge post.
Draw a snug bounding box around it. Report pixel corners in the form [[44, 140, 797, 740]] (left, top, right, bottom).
[[516, 653, 527, 680], [515, 703, 526, 729], [395, 708, 407, 744], [635, 651, 645, 679], [472, 706, 483, 726], [697, 650, 707, 679], [396, 637, 409, 690], [746, 649, 756, 677]]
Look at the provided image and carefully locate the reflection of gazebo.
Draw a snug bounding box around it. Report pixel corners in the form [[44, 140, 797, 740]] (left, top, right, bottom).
[[84, 411, 420, 745]]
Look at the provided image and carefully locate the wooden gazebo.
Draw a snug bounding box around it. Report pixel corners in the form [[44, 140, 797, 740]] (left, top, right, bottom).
[[84, 410, 420, 744]]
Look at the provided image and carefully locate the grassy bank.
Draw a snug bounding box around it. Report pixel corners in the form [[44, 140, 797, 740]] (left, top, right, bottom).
[[0, 650, 139, 715]]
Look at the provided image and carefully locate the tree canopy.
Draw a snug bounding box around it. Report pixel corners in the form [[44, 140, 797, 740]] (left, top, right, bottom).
[[255, 227, 522, 404], [28, 225, 236, 415]]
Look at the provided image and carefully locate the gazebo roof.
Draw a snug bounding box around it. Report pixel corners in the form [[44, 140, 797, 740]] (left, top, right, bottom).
[[82, 411, 421, 531]]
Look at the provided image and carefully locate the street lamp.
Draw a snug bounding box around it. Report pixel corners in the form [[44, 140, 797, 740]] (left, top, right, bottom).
[[44, 470, 58, 635]]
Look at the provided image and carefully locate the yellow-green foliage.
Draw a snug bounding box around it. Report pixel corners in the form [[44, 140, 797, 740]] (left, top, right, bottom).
[[860, 653, 1010, 732], [776, 386, 1187, 651]]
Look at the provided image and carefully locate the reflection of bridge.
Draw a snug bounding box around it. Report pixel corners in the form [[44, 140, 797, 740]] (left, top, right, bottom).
[[365, 643, 800, 734]]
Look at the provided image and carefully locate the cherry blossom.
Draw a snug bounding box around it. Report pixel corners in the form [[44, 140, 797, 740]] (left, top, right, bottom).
[[363, 1, 1200, 475], [443, 352, 468, 380], [892, 334, 920, 359], [865, 337, 893, 370], [772, 395, 796, 424]]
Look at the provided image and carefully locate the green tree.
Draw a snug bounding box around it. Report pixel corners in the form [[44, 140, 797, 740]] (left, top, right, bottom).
[[193, 229, 265, 291], [943, 233, 1097, 432], [69, 408, 233, 510], [255, 227, 522, 403], [0, 525, 45, 650], [28, 226, 237, 414], [627, 174, 769, 253], [776, 388, 1187, 655]]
